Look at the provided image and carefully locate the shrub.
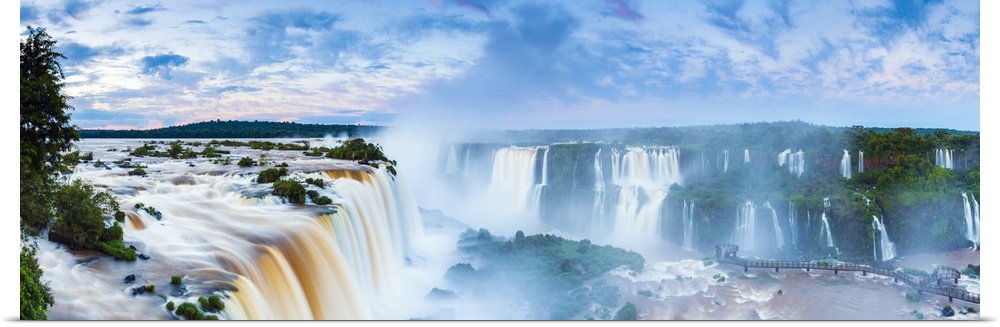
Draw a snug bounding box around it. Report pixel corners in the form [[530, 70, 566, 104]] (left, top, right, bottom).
[[305, 178, 325, 189], [237, 157, 255, 167], [256, 167, 287, 183], [613, 302, 637, 320], [199, 295, 225, 313], [942, 305, 955, 317], [114, 211, 126, 222], [905, 292, 921, 303], [171, 275, 183, 285], [306, 190, 319, 200], [128, 167, 147, 176], [166, 301, 175, 311], [966, 307, 977, 314], [911, 310, 924, 320], [94, 241, 137, 261], [175, 303, 205, 320], [144, 284, 155, 293], [272, 180, 306, 204], [100, 223, 124, 242], [314, 196, 332, 205]]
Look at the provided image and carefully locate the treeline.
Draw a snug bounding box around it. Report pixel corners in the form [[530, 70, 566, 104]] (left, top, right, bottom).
[[79, 120, 381, 139]]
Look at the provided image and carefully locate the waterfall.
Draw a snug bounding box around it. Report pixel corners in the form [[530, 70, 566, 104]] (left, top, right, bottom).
[[530, 147, 549, 210], [719, 150, 729, 173], [43, 160, 426, 320], [858, 151, 864, 174], [487, 146, 544, 213], [744, 149, 750, 163], [682, 200, 695, 251], [787, 202, 797, 245], [731, 201, 757, 252], [936, 149, 954, 169], [871, 215, 896, 261], [445, 145, 458, 175], [819, 212, 836, 250], [763, 202, 785, 250], [840, 150, 852, 178], [777, 149, 805, 177], [609, 147, 682, 241], [593, 149, 606, 231], [961, 191, 980, 248]]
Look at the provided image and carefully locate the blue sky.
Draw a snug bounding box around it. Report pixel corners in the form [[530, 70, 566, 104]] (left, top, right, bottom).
[[17, 0, 981, 131]]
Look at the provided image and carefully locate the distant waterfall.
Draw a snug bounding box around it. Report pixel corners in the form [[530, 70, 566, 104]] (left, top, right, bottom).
[[531, 147, 549, 210], [961, 191, 980, 248], [487, 147, 546, 213], [744, 149, 750, 163], [445, 145, 459, 175], [682, 200, 695, 251], [610, 147, 682, 240], [592, 149, 606, 230], [764, 202, 785, 250], [858, 151, 864, 174], [840, 150, 852, 178], [819, 212, 836, 251], [777, 149, 805, 177], [871, 215, 896, 261], [936, 149, 954, 169], [731, 201, 757, 252], [721, 150, 730, 173], [787, 202, 797, 245]]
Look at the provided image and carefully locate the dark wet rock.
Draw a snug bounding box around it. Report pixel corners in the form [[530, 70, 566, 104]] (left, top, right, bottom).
[[131, 286, 146, 296], [942, 305, 955, 317], [138, 254, 151, 260], [124, 274, 136, 284]]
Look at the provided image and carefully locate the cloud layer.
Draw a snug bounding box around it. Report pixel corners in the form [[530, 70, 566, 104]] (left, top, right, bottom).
[[18, 0, 980, 130]]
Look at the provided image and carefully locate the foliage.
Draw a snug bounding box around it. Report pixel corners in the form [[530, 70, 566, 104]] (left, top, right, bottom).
[[20, 245, 54, 320], [198, 295, 226, 313], [166, 301, 175, 312], [305, 178, 325, 189], [256, 167, 288, 183], [174, 302, 218, 320], [94, 241, 137, 261], [134, 203, 163, 220], [171, 275, 183, 285], [906, 292, 921, 303], [911, 310, 924, 320], [314, 196, 333, 205], [237, 157, 255, 167], [966, 307, 976, 314], [942, 305, 955, 317], [80, 120, 380, 139], [903, 268, 930, 278], [326, 138, 397, 171], [128, 167, 147, 176], [612, 302, 637, 320], [272, 180, 306, 204], [49, 179, 120, 249]]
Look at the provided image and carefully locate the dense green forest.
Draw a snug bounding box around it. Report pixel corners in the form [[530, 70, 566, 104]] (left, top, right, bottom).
[[79, 120, 381, 139]]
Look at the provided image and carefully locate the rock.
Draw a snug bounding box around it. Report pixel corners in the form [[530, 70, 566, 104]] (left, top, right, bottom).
[[138, 254, 151, 260], [124, 274, 136, 284], [942, 305, 955, 317], [967, 264, 980, 276], [425, 288, 459, 301], [131, 286, 146, 296]]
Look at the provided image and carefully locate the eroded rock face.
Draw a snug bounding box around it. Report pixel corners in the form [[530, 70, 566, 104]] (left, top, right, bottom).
[[124, 274, 137, 284]]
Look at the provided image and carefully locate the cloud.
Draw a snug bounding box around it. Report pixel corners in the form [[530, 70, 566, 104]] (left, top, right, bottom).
[[701, 0, 794, 59], [139, 53, 189, 79], [244, 9, 344, 64], [125, 4, 165, 16], [603, 0, 644, 22], [853, 0, 945, 47], [435, 0, 508, 18], [389, 10, 488, 42], [217, 85, 262, 94], [21, 4, 41, 24]]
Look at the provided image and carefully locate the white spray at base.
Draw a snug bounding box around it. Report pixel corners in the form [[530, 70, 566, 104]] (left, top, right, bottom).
[[871, 215, 897, 261], [961, 191, 980, 248], [608, 147, 682, 241]]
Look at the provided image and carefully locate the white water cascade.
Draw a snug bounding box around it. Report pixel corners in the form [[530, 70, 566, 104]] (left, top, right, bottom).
[[744, 149, 750, 163], [682, 200, 695, 251], [858, 151, 865, 174], [871, 215, 896, 261], [487, 146, 547, 213], [609, 147, 682, 241], [777, 149, 805, 177], [840, 150, 852, 179], [763, 202, 785, 250], [787, 202, 797, 245], [592, 149, 607, 231], [731, 201, 757, 252], [961, 191, 980, 248], [42, 156, 428, 320], [936, 148, 954, 169], [819, 212, 836, 251], [722, 150, 730, 173], [445, 145, 459, 175]]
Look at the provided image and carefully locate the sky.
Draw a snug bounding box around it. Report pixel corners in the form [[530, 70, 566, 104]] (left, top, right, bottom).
[[16, 0, 982, 131]]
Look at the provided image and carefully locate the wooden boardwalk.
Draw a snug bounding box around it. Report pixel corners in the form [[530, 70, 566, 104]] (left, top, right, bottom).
[[714, 244, 980, 304]]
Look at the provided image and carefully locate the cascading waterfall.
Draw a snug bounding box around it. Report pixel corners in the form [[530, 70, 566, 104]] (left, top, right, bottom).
[[592, 149, 606, 230], [609, 147, 682, 240], [787, 202, 797, 245], [682, 200, 695, 251], [445, 145, 458, 175], [777, 149, 805, 177], [723, 150, 729, 173], [744, 149, 750, 163], [840, 150, 852, 178], [858, 151, 864, 174], [731, 201, 757, 252], [871, 215, 896, 261], [961, 191, 980, 248], [487, 146, 544, 212], [763, 202, 785, 250], [819, 213, 836, 250], [936, 148, 954, 169], [530, 147, 549, 210]]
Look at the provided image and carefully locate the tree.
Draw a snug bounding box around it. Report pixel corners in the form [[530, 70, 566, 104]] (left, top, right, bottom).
[[20, 244, 54, 320], [21, 26, 79, 233]]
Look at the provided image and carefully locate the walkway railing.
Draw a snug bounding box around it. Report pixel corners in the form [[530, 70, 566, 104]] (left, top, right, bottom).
[[714, 244, 979, 304]]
